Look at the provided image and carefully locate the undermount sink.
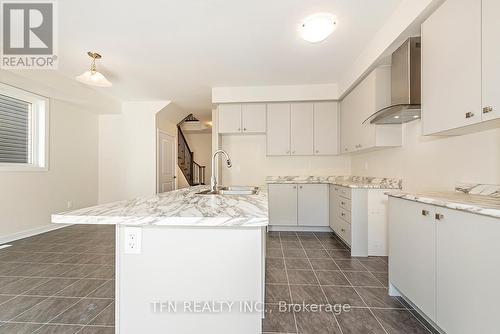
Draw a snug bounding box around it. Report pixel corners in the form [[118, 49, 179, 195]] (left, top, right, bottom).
[[196, 186, 259, 195]]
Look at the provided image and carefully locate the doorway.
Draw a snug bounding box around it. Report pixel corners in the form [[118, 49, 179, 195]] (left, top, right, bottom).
[[157, 130, 176, 193]]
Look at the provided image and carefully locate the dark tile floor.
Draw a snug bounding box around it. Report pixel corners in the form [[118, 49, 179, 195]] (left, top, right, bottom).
[[0, 226, 436, 334], [0, 225, 115, 334], [263, 231, 437, 334]]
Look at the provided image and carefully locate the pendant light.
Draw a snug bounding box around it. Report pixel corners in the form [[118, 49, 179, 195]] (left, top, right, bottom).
[[76, 51, 112, 87]]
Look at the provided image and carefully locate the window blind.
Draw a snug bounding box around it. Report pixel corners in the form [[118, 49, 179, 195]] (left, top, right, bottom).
[[0, 93, 30, 163]]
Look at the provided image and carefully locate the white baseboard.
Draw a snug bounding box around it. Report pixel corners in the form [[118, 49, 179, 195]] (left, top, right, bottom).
[[268, 226, 333, 232], [0, 223, 69, 245]]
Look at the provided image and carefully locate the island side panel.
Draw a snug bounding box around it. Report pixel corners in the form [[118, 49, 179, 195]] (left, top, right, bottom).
[[116, 225, 265, 334]]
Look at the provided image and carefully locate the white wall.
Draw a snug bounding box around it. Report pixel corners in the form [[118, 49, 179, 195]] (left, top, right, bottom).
[[351, 121, 500, 192], [220, 135, 351, 186], [184, 132, 212, 184], [0, 99, 99, 242], [98, 101, 169, 203]]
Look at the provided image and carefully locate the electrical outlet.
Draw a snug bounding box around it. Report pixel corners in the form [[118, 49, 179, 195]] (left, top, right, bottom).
[[124, 227, 142, 254], [67, 201, 73, 209]]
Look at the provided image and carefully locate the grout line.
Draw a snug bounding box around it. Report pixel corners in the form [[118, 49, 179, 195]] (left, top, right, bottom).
[[75, 299, 114, 333], [300, 233, 344, 334], [278, 232, 299, 334]]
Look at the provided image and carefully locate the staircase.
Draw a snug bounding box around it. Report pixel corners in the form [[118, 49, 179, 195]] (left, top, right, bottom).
[[177, 114, 206, 186]]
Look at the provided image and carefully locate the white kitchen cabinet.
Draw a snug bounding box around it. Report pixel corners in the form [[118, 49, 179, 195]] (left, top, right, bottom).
[[218, 103, 266, 134], [389, 197, 500, 334], [268, 184, 297, 226], [241, 104, 266, 133], [218, 104, 242, 134], [436, 207, 500, 334], [340, 66, 401, 154], [421, 0, 482, 135], [330, 185, 388, 256], [314, 102, 339, 155], [481, 0, 500, 122], [266, 103, 290, 156], [388, 198, 437, 322], [290, 103, 314, 155], [269, 183, 329, 227], [297, 184, 329, 226]]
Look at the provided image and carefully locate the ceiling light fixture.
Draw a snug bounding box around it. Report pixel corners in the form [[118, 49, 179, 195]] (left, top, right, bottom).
[[76, 51, 112, 87], [299, 13, 337, 43]]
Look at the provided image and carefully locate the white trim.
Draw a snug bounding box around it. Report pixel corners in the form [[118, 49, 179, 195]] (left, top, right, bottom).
[[268, 226, 333, 232], [0, 82, 50, 172], [0, 223, 68, 245]]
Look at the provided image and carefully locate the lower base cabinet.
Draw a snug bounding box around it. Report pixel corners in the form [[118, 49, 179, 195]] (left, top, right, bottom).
[[268, 183, 329, 227], [389, 197, 500, 334], [330, 185, 388, 256]]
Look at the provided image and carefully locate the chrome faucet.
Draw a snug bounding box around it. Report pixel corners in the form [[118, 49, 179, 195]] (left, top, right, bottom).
[[211, 150, 232, 192]]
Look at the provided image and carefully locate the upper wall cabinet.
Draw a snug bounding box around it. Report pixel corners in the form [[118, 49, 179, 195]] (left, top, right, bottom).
[[218, 103, 266, 134], [314, 102, 339, 155], [340, 66, 402, 154], [267, 102, 339, 156], [422, 0, 500, 135], [481, 0, 500, 122]]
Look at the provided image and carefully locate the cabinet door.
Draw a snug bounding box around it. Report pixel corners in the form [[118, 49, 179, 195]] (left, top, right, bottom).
[[314, 102, 339, 155], [218, 104, 242, 134], [436, 208, 500, 334], [421, 0, 482, 135], [340, 98, 354, 153], [297, 184, 329, 226], [388, 198, 436, 322], [481, 0, 500, 122], [241, 104, 266, 133], [290, 103, 314, 155], [328, 185, 337, 230], [266, 103, 290, 156], [268, 184, 297, 226]]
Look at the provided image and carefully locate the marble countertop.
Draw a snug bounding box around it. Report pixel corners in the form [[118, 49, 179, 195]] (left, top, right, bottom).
[[388, 188, 500, 219], [266, 176, 402, 189], [52, 185, 269, 227]]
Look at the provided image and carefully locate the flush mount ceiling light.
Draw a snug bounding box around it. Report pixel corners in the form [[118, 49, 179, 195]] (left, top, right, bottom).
[[76, 51, 112, 87], [299, 13, 337, 43]]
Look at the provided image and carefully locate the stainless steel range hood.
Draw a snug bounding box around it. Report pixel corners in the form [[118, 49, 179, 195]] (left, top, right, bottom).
[[363, 37, 421, 125]]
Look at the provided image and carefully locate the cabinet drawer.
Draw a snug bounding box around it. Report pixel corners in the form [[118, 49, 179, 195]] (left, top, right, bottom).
[[335, 186, 351, 199], [338, 207, 351, 223], [337, 219, 351, 246], [338, 198, 351, 211]]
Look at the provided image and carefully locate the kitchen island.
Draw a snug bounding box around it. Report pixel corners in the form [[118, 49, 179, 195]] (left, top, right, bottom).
[[52, 185, 268, 334]]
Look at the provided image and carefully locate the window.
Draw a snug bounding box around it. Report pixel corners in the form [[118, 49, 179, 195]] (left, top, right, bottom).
[[0, 83, 49, 171]]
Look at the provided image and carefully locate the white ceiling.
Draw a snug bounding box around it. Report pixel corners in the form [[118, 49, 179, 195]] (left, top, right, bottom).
[[58, 0, 402, 118]]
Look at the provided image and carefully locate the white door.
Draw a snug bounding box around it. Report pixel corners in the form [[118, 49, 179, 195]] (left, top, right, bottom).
[[388, 198, 437, 322], [266, 103, 290, 156], [290, 103, 314, 155], [218, 104, 242, 133], [313, 102, 339, 155], [241, 104, 266, 133], [157, 131, 175, 193], [268, 184, 297, 226], [481, 0, 500, 122], [297, 184, 329, 226], [436, 208, 500, 334], [421, 0, 482, 135]]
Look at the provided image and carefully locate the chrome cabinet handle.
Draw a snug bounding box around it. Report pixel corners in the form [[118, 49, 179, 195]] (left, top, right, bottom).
[[292, 151, 296, 154], [237, 128, 241, 131], [341, 201, 345, 205], [483, 106, 493, 114], [435, 213, 444, 221], [292, 186, 297, 189], [422, 210, 429, 216], [286, 151, 290, 154], [315, 150, 319, 153], [341, 213, 345, 217], [341, 228, 345, 232], [465, 112, 474, 118], [299, 186, 303, 189], [243, 128, 247, 131]]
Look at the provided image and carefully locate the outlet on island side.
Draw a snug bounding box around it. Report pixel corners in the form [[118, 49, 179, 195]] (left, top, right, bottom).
[[67, 201, 73, 209], [124, 227, 142, 254]]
